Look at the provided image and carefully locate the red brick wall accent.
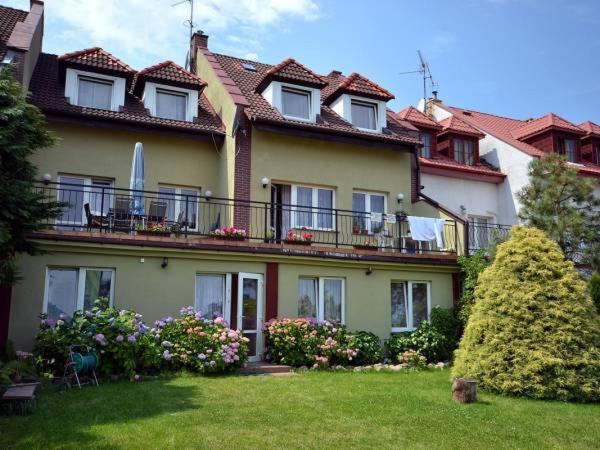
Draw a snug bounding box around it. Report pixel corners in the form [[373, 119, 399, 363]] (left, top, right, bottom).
[[411, 153, 419, 203], [0, 285, 12, 350], [230, 274, 238, 329], [436, 133, 450, 157], [452, 272, 461, 306], [234, 114, 252, 230], [524, 131, 555, 153], [265, 263, 279, 321]]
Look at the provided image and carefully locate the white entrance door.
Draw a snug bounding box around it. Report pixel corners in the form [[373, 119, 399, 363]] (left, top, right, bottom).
[[237, 273, 264, 362]]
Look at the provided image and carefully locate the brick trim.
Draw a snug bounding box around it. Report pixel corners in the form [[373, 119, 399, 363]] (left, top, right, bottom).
[[233, 113, 251, 229], [265, 263, 278, 320]]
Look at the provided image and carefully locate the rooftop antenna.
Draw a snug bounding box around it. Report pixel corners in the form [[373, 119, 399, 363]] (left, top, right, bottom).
[[172, 0, 196, 70], [399, 50, 436, 102]]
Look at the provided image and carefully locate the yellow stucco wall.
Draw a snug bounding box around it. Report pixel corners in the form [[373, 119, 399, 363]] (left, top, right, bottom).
[[30, 122, 222, 195], [9, 241, 455, 350]]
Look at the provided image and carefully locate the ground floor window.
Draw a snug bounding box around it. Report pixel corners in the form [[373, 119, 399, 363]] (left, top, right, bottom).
[[298, 277, 345, 323], [195, 273, 231, 319], [44, 267, 115, 320], [391, 281, 430, 332]]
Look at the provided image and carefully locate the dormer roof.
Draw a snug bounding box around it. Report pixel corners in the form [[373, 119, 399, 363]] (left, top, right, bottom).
[[510, 113, 585, 140], [322, 72, 394, 104], [58, 47, 135, 75], [438, 115, 484, 139], [256, 58, 327, 92], [397, 106, 442, 130], [134, 60, 206, 95], [578, 120, 600, 138]]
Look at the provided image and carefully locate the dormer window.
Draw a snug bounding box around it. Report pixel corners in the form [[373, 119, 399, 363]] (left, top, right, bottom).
[[156, 88, 188, 121], [281, 87, 311, 120], [454, 138, 474, 165], [564, 139, 577, 163], [420, 132, 432, 158], [351, 100, 377, 131], [78, 76, 113, 110]]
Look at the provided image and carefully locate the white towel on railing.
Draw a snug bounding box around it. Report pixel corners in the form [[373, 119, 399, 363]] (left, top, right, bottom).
[[406, 216, 446, 248]]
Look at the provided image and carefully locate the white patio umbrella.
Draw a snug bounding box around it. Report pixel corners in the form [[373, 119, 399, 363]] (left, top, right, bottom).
[[130, 142, 145, 216]]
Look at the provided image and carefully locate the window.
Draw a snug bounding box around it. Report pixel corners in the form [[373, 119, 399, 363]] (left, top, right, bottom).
[[596, 145, 600, 165], [564, 139, 577, 163], [352, 192, 386, 234], [298, 277, 345, 323], [77, 76, 113, 110], [391, 281, 430, 332], [44, 268, 114, 320], [454, 138, 474, 165], [420, 132, 432, 158], [156, 89, 187, 121], [468, 216, 491, 250], [158, 186, 199, 230], [195, 274, 230, 319], [292, 185, 334, 230], [281, 87, 311, 120], [57, 175, 114, 225], [351, 100, 377, 130]]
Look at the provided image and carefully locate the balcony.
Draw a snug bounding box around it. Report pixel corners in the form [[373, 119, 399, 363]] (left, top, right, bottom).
[[33, 182, 462, 261]]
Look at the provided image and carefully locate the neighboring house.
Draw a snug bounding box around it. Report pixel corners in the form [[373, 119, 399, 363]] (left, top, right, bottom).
[[1, 3, 464, 358]]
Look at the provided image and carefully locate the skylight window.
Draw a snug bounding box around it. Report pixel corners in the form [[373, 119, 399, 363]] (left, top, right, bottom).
[[242, 62, 257, 72]]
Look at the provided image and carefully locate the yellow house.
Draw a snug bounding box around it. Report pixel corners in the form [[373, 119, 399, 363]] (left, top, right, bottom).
[[2, 4, 464, 361]]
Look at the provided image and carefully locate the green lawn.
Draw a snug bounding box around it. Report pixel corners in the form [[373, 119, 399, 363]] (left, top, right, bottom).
[[1, 370, 599, 449]]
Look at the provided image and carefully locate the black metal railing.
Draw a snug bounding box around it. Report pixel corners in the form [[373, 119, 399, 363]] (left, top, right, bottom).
[[35, 182, 460, 255], [467, 222, 512, 253]]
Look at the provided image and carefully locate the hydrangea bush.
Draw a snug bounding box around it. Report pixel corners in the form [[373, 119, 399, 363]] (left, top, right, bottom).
[[153, 306, 249, 374], [263, 318, 359, 368]]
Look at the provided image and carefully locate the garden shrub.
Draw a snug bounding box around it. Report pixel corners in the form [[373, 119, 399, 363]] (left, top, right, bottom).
[[347, 331, 383, 365], [429, 306, 461, 357], [453, 226, 600, 402], [386, 321, 448, 363], [153, 306, 249, 374], [590, 272, 600, 314], [456, 249, 488, 326], [397, 350, 428, 370], [263, 318, 358, 368]]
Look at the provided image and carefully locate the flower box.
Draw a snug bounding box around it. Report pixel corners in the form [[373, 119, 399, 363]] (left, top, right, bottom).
[[212, 235, 247, 242], [284, 239, 312, 246], [353, 244, 378, 251], [210, 226, 247, 241]]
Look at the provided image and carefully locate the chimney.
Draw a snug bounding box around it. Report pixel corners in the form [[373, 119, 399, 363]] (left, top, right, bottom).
[[432, 90, 438, 100], [192, 30, 209, 50], [328, 70, 343, 78]]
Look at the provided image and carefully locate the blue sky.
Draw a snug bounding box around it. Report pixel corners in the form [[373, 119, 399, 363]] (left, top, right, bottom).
[[4, 0, 600, 123]]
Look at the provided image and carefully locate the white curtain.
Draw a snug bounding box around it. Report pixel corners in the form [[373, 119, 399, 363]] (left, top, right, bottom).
[[281, 184, 291, 236], [78, 78, 112, 109], [296, 187, 313, 227], [282, 89, 309, 119], [391, 282, 407, 328], [195, 275, 225, 318], [89, 180, 113, 216], [352, 193, 366, 231], [58, 176, 84, 224], [317, 189, 333, 229], [298, 278, 317, 319], [323, 279, 342, 322], [156, 90, 186, 121], [351, 102, 376, 129], [47, 269, 78, 320]]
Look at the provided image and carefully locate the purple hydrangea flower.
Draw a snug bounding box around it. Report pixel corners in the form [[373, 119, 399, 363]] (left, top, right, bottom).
[[116, 335, 124, 343], [127, 334, 136, 343], [163, 350, 172, 361], [198, 353, 206, 360]]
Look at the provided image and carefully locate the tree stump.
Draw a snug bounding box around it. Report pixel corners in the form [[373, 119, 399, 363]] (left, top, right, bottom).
[[452, 378, 477, 403]]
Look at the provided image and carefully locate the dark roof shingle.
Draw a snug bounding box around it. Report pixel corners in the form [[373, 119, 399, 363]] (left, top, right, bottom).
[[0, 5, 28, 60], [58, 47, 135, 75], [510, 113, 585, 140], [256, 58, 327, 92], [397, 106, 442, 130], [136, 60, 206, 91]]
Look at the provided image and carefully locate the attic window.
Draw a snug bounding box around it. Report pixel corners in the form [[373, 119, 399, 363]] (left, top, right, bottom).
[[351, 100, 377, 130], [242, 62, 257, 72], [281, 87, 311, 120], [78, 76, 113, 110], [1, 50, 16, 65], [156, 88, 187, 121]]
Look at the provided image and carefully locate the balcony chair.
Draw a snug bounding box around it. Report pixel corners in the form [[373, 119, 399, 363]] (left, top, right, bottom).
[[146, 200, 168, 226], [110, 196, 133, 232], [83, 203, 109, 232]]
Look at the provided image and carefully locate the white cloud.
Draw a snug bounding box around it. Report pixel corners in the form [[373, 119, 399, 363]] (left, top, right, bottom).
[[3, 0, 319, 68]]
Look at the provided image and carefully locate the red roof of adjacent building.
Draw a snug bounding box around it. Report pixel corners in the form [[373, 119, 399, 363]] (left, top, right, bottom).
[[419, 156, 505, 183], [256, 58, 327, 92], [438, 115, 485, 138], [397, 106, 442, 130], [211, 53, 418, 147], [29, 53, 224, 137], [58, 47, 135, 75], [0, 5, 28, 60], [323, 72, 395, 103], [578, 120, 600, 138], [510, 113, 585, 140]]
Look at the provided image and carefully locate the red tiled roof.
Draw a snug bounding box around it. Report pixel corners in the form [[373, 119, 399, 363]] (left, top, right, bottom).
[[397, 106, 442, 130], [578, 120, 600, 138], [58, 47, 135, 75], [256, 58, 327, 92], [419, 156, 505, 182], [510, 113, 585, 140], [0, 5, 28, 59], [436, 104, 545, 157], [438, 115, 485, 139], [577, 160, 600, 178], [137, 60, 205, 89], [323, 72, 394, 103], [29, 53, 224, 136], [211, 53, 419, 147]]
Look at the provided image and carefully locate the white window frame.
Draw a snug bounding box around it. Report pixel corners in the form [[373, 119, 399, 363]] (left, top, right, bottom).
[[155, 88, 189, 121], [143, 81, 198, 122], [43, 267, 116, 316], [261, 80, 321, 123], [57, 175, 114, 225], [349, 99, 378, 132], [158, 185, 200, 231], [290, 184, 335, 231], [352, 190, 388, 234], [281, 86, 312, 121], [330, 94, 388, 133], [195, 273, 232, 321], [391, 281, 431, 332], [299, 277, 346, 323], [65, 68, 126, 112]]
